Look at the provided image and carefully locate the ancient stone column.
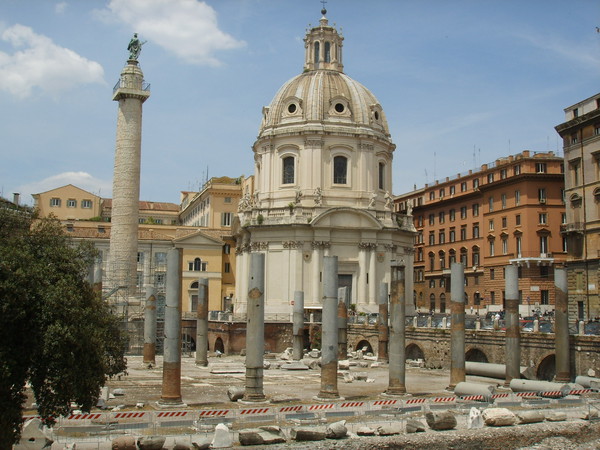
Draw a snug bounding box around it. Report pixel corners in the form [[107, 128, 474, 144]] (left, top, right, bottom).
[[505, 264, 521, 387], [318, 256, 340, 399], [159, 248, 183, 406], [196, 277, 209, 367], [386, 265, 406, 395], [243, 253, 266, 402], [292, 291, 305, 360], [378, 283, 389, 362], [337, 287, 348, 360], [143, 285, 157, 366], [554, 267, 570, 382], [449, 262, 466, 390], [108, 58, 150, 296]]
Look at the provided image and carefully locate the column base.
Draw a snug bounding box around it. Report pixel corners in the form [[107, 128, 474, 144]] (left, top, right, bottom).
[[314, 394, 344, 402], [382, 390, 410, 398], [239, 398, 270, 405], [156, 400, 187, 408]]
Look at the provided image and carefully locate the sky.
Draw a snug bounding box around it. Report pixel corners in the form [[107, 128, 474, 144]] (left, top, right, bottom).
[[1, 0, 599, 206]]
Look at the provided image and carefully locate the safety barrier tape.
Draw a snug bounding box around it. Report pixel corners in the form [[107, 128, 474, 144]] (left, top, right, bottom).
[[156, 411, 189, 418], [340, 401, 365, 408], [371, 399, 399, 407], [569, 389, 592, 395], [432, 396, 456, 403], [278, 405, 303, 413], [65, 413, 103, 420], [197, 409, 230, 417], [491, 393, 510, 399], [308, 403, 335, 411], [404, 398, 427, 405], [459, 395, 485, 401], [239, 407, 271, 415], [113, 412, 147, 419], [516, 392, 537, 398], [539, 391, 563, 398]]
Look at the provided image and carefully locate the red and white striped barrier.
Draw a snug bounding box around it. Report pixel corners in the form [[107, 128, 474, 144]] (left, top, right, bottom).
[[432, 396, 456, 403], [516, 392, 537, 398], [65, 413, 103, 420], [569, 389, 592, 395], [491, 393, 510, 399], [239, 407, 271, 415], [371, 399, 399, 408], [460, 395, 485, 401], [278, 405, 303, 413], [404, 398, 426, 405], [157, 411, 189, 418], [339, 401, 365, 408], [539, 391, 563, 398], [113, 412, 146, 419], [308, 403, 335, 411], [197, 409, 230, 418]]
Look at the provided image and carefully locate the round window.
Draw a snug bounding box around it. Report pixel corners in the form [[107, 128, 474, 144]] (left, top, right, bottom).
[[288, 103, 297, 114], [334, 103, 345, 113]]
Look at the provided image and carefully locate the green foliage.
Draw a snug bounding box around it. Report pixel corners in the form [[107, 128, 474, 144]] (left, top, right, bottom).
[[257, 214, 264, 225], [0, 207, 127, 444]]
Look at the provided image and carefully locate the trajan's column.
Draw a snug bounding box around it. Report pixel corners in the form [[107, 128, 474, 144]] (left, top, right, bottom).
[[108, 34, 150, 302]]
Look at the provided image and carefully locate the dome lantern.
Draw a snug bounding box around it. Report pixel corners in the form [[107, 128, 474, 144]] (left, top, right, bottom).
[[303, 10, 344, 73]]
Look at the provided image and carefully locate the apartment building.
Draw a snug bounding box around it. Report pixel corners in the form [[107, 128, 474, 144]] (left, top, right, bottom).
[[396, 150, 566, 315], [555, 93, 600, 320], [179, 176, 243, 229], [32, 184, 102, 220]]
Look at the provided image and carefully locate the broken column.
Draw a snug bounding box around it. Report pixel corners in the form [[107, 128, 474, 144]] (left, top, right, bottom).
[[318, 256, 340, 400], [554, 266, 570, 382], [378, 283, 389, 362], [505, 264, 521, 386], [143, 285, 157, 366], [386, 264, 406, 395], [195, 277, 209, 367], [449, 262, 465, 390], [243, 253, 267, 402], [337, 286, 348, 360], [159, 248, 183, 406], [292, 290, 305, 360]]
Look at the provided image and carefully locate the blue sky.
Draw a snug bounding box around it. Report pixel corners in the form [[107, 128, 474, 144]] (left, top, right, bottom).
[[1, 0, 599, 206]]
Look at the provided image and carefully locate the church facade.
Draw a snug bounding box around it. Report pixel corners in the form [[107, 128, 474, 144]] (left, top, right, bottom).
[[234, 10, 415, 316]]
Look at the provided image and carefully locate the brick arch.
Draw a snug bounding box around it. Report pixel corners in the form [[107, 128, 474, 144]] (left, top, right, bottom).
[[347, 328, 378, 356], [406, 343, 425, 362], [536, 353, 556, 381], [355, 339, 374, 354], [465, 347, 489, 363], [214, 337, 225, 354]]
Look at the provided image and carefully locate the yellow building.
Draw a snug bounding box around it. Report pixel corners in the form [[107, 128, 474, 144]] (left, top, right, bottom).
[[32, 184, 102, 220], [179, 176, 243, 229]]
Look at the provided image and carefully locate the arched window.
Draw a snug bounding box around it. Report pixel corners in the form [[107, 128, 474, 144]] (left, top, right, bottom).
[[378, 162, 385, 190], [314, 41, 320, 64], [333, 155, 347, 184], [324, 41, 331, 62], [429, 293, 436, 312], [193, 258, 201, 271], [440, 293, 446, 313], [282, 156, 295, 184]]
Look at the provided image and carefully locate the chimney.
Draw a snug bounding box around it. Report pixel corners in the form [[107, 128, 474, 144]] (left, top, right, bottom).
[[13, 193, 20, 205]]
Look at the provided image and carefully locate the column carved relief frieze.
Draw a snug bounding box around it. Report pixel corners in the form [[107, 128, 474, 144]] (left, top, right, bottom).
[[358, 242, 377, 250], [283, 241, 304, 249], [250, 241, 269, 251], [311, 241, 331, 249]]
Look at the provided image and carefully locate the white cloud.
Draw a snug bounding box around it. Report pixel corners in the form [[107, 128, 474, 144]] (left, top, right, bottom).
[[55, 2, 68, 14], [0, 24, 105, 99], [102, 0, 246, 66], [16, 172, 112, 205]]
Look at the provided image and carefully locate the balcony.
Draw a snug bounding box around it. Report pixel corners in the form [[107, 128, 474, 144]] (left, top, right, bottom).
[[563, 222, 584, 234]]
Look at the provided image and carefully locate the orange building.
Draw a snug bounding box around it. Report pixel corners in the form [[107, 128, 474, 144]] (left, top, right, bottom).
[[395, 150, 566, 316]]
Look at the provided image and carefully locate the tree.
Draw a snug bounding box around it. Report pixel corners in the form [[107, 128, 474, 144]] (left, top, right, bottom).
[[0, 205, 127, 445]]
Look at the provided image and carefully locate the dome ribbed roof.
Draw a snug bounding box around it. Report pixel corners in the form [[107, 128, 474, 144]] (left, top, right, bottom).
[[258, 69, 391, 140]]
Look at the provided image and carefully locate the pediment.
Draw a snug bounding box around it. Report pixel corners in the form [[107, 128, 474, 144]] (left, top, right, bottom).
[[311, 207, 382, 229]]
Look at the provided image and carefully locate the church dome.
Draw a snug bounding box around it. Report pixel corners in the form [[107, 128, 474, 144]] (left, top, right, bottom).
[[259, 70, 391, 140], [257, 13, 391, 143]]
